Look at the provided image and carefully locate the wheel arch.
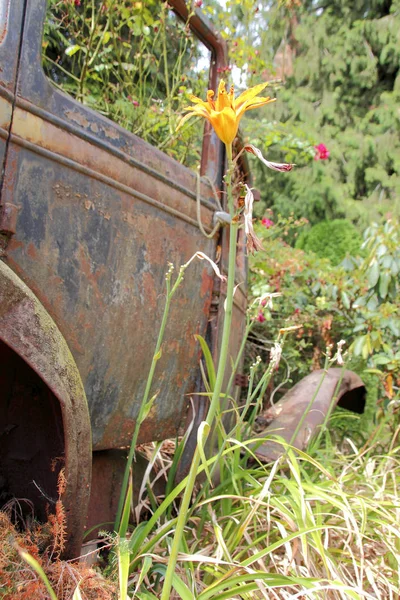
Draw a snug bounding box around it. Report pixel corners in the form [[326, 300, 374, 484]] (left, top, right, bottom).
[[0, 260, 92, 557]]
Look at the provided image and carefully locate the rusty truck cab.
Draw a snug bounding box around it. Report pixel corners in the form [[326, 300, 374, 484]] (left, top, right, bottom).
[[0, 0, 248, 556]]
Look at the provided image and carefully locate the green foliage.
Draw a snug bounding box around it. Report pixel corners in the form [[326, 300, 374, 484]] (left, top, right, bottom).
[[202, 0, 400, 225], [264, 0, 400, 224], [296, 219, 363, 265], [249, 216, 400, 409]]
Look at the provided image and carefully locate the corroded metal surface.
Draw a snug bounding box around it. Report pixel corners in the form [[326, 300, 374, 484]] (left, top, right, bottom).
[[0, 1, 26, 214], [252, 368, 366, 462], [0, 0, 246, 553], [2, 0, 234, 452], [0, 260, 92, 557]]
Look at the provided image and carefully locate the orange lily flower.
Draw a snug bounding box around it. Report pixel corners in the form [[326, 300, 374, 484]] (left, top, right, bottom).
[[177, 80, 275, 148]]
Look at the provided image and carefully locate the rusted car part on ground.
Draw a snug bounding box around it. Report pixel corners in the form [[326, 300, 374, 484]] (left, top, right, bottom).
[[251, 368, 366, 463], [0, 0, 250, 556]]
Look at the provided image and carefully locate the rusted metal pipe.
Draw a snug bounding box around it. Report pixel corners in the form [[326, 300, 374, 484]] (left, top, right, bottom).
[[251, 368, 366, 463]]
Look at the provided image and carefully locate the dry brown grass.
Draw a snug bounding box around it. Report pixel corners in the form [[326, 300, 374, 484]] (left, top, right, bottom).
[[0, 508, 116, 600]]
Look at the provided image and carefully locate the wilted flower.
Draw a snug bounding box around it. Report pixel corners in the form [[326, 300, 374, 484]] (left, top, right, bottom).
[[243, 185, 263, 254], [270, 342, 282, 370], [336, 339, 346, 365], [259, 292, 281, 309], [261, 217, 274, 228], [314, 143, 330, 161], [244, 144, 295, 172], [177, 80, 275, 149]]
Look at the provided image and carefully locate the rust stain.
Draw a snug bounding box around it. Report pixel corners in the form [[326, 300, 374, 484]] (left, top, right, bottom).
[[142, 271, 157, 310], [0, 95, 12, 129], [26, 242, 38, 259], [11, 107, 216, 228], [77, 244, 106, 310], [84, 199, 95, 210], [98, 411, 181, 450], [64, 109, 90, 129], [200, 267, 213, 299]]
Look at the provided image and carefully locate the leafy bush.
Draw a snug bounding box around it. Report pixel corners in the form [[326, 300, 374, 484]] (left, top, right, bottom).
[[295, 219, 363, 265], [249, 216, 400, 423]]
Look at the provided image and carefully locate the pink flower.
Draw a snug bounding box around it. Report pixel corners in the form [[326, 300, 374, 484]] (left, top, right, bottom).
[[261, 218, 274, 229], [314, 143, 330, 161], [128, 96, 140, 107], [256, 310, 266, 323], [194, 0, 203, 7]]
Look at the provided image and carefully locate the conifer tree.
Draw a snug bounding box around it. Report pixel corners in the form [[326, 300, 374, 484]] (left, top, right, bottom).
[[239, 0, 400, 225]]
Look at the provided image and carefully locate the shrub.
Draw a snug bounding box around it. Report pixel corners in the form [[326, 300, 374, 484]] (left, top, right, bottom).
[[296, 219, 363, 265]]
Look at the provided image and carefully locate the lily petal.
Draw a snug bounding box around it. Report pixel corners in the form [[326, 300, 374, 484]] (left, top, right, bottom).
[[234, 82, 270, 110], [236, 96, 275, 119], [209, 107, 238, 146]]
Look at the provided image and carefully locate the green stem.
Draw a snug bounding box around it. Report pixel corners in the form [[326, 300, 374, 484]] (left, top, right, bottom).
[[161, 148, 237, 600], [114, 265, 183, 531], [78, 0, 105, 101]]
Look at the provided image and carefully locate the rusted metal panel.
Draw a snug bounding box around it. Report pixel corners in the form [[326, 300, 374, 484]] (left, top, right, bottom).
[[0, 260, 92, 557], [4, 139, 218, 450], [0, 0, 25, 196], [0, 0, 250, 554], [0, 0, 24, 92], [2, 0, 242, 453], [252, 368, 366, 462]]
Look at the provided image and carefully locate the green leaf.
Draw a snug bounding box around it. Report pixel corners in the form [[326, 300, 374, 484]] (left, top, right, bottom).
[[362, 335, 371, 360], [118, 537, 131, 600], [65, 44, 81, 57], [195, 335, 216, 390], [197, 421, 212, 486], [367, 260, 380, 288], [341, 291, 350, 309], [134, 555, 153, 596], [119, 480, 132, 538], [373, 355, 391, 365], [379, 271, 390, 299], [154, 565, 195, 600], [140, 391, 159, 422], [352, 335, 366, 356]]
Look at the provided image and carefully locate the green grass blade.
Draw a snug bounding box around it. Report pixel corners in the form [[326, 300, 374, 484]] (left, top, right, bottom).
[[195, 334, 216, 390], [18, 549, 58, 600]]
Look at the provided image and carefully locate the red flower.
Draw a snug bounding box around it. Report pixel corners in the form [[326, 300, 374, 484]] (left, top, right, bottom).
[[194, 0, 203, 7], [128, 96, 140, 107], [256, 310, 266, 323], [314, 143, 330, 161], [261, 217, 274, 229]]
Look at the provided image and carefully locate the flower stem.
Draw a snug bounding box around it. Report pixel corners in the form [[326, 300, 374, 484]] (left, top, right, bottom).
[[160, 146, 237, 600]]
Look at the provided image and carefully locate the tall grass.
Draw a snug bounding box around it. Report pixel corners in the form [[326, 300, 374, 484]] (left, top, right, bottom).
[[118, 409, 399, 599]]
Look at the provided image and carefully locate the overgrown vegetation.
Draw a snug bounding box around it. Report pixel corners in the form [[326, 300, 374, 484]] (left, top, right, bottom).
[[1, 1, 398, 599], [43, 0, 208, 166], [205, 0, 400, 225]]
